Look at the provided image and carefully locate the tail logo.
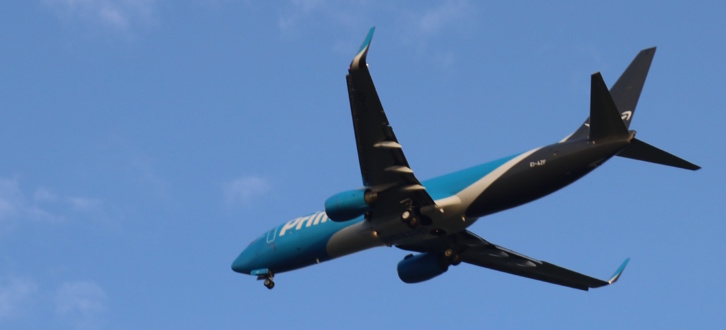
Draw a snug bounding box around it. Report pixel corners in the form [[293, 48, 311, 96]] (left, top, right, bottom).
[[621, 111, 632, 121], [583, 110, 632, 128]]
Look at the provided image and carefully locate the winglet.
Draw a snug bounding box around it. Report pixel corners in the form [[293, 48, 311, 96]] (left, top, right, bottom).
[[358, 27, 375, 53], [607, 258, 630, 284], [350, 27, 375, 70]]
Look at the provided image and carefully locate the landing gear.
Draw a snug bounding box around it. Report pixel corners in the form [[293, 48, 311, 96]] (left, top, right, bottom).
[[401, 209, 413, 221], [443, 248, 454, 258], [443, 248, 461, 266], [451, 254, 461, 266], [407, 215, 419, 227], [400, 199, 433, 227], [401, 209, 419, 227], [263, 278, 275, 289], [257, 272, 275, 290]]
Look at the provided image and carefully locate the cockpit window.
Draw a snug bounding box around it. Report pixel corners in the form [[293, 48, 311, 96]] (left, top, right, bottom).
[[247, 237, 260, 247]]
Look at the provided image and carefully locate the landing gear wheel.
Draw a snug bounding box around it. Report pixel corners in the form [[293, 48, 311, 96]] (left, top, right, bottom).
[[258, 271, 275, 290], [401, 208, 420, 227], [264, 278, 275, 289], [443, 248, 461, 266], [443, 248, 454, 258], [401, 210, 412, 221], [451, 254, 461, 266]]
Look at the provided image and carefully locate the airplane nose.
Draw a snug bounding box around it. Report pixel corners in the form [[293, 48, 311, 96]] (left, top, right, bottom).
[[231, 249, 253, 274]]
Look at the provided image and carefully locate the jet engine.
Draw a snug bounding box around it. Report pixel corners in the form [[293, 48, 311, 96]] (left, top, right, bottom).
[[324, 189, 377, 222], [397, 253, 448, 283]]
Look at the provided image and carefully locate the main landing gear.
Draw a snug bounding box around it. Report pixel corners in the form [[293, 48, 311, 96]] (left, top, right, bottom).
[[401, 207, 433, 227], [401, 209, 419, 227], [443, 248, 461, 266], [257, 272, 275, 290]]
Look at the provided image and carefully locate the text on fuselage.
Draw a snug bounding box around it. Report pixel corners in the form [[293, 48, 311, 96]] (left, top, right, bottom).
[[530, 159, 547, 167], [279, 212, 329, 236]]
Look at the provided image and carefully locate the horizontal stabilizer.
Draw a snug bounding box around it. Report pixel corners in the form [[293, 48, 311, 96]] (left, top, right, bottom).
[[618, 138, 701, 170], [590, 72, 629, 141]]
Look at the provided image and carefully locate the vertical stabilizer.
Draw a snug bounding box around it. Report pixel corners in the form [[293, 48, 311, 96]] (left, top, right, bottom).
[[563, 47, 656, 142], [609, 47, 656, 129]]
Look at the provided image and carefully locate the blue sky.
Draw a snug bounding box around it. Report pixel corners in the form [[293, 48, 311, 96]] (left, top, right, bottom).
[[1, 1, 724, 329]]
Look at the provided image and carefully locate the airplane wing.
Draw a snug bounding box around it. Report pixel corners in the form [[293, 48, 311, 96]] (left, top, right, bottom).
[[398, 230, 629, 291], [346, 28, 435, 219], [456, 231, 629, 290]]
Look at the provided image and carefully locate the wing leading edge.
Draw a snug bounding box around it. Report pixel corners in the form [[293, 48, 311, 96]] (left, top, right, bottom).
[[346, 27, 435, 219], [458, 231, 629, 291]]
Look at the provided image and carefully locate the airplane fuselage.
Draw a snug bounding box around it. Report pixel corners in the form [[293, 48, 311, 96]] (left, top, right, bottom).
[[231, 134, 630, 276]]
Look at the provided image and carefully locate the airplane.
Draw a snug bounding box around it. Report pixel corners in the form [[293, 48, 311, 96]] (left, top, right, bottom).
[[231, 27, 699, 290]]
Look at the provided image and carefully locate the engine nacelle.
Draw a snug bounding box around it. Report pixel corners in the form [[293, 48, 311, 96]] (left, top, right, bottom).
[[397, 253, 448, 284], [324, 189, 377, 222]]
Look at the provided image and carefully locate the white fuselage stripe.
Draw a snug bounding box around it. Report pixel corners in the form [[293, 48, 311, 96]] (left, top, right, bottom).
[[455, 147, 541, 207]]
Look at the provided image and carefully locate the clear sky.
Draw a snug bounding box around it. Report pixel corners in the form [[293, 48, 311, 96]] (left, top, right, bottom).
[[1, 1, 724, 329]]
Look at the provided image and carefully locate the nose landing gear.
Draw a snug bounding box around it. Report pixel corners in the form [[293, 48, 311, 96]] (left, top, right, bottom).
[[257, 272, 275, 290], [263, 278, 275, 289]]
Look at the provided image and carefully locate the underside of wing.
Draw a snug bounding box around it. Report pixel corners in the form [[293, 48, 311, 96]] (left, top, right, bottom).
[[398, 230, 629, 291], [457, 231, 628, 290], [346, 28, 435, 220]]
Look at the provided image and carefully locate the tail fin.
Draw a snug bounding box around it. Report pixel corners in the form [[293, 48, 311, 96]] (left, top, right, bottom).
[[563, 47, 656, 142], [610, 47, 656, 129], [566, 48, 700, 171]]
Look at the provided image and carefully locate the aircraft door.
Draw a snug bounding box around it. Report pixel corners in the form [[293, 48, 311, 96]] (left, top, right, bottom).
[[266, 228, 277, 243], [266, 227, 277, 250]]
